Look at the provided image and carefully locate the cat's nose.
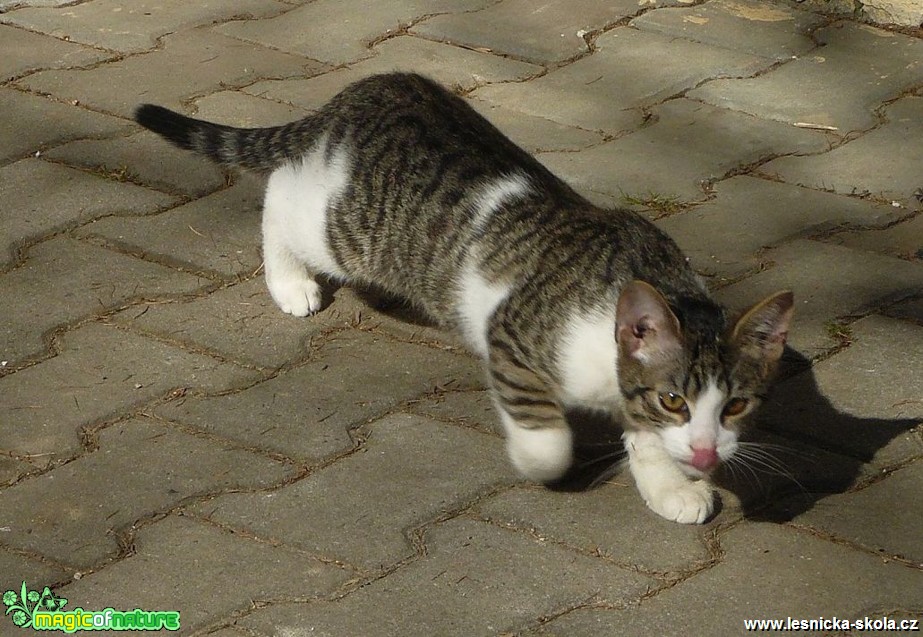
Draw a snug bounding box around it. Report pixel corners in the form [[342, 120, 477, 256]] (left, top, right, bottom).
[[690, 447, 719, 472]]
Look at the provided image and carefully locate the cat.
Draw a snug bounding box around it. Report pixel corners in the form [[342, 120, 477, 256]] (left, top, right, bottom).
[[135, 72, 793, 524]]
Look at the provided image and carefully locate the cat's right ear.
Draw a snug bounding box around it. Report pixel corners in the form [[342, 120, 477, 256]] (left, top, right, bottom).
[[616, 280, 683, 362]]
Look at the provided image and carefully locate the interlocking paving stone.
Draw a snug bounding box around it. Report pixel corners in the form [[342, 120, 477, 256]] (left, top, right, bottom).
[[531, 522, 923, 636], [759, 315, 923, 465], [216, 0, 493, 66], [242, 35, 541, 112], [632, 0, 825, 59], [0, 23, 114, 82], [0, 416, 295, 569], [43, 131, 227, 198], [241, 517, 654, 636], [715, 240, 923, 356], [0, 159, 177, 267], [193, 90, 311, 126], [0, 89, 129, 165], [761, 96, 923, 206], [827, 213, 923, 262], [405, 389, 497, 434], [690, 21, 923, 133], [0, 549, 71, 593], [537, 98, 830, 202], [0, 0, 291, 53], [18, 30, 325, 118], [791, 461, 923, 564], [468, 99, 606, 153], [0, 456, 35, 486], [190, 414, 509, 570], [113, 277, 331, 369], [55, 516, 352, 634], [0, 322, 257, 464], [412, 0, 649, 64], [474, 27, 773, 134], [75, 181, 263, 279], [657, 176, 903, 280], [474, 485, 713, 573], [0, 237, 210, 363], [157, 332, 484, 462]]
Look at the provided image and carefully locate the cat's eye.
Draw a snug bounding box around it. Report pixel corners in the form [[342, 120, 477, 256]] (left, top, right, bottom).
[[723, 397, 749, 418], [658, 392, 688, 414]]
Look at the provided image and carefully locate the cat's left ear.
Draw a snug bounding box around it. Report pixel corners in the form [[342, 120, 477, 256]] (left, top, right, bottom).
[[730, 290, 794, 364]]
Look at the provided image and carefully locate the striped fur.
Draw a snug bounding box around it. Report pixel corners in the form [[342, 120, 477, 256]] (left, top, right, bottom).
[[136, 73, 793, 524]]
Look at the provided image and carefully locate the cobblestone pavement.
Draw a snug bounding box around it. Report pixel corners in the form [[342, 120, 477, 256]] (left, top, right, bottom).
[[2, 1, 922, 635]]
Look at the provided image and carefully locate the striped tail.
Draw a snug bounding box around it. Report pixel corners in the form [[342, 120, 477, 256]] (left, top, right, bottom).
[[134, 104, 307, 173]]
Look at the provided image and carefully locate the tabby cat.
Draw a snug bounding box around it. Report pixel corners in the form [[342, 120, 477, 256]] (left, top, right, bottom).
[[136, 73, 793, 524]]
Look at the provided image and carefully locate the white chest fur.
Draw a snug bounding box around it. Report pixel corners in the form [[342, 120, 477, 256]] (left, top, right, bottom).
[[556, 308, 621, 410]]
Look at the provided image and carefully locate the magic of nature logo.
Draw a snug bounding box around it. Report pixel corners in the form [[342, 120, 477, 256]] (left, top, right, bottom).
[[3, 582, 180, 632]]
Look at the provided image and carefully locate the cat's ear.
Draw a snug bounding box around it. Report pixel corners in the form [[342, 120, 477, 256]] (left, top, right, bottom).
[[730, 290, 794, 364], [616, 280, 683, 362]]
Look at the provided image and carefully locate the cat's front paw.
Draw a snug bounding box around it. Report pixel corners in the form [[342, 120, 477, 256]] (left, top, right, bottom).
[[266, 273, 323, 317], [644, 479, 714, 524]]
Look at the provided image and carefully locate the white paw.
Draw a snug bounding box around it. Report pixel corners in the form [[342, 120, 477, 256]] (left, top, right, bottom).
[[644, 479, 714, 524], [506, 426, 573, 483], [266, 273, 323, 317]]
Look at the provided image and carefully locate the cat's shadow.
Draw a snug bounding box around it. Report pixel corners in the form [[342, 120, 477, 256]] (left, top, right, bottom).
[[555, 347, 920, 523]]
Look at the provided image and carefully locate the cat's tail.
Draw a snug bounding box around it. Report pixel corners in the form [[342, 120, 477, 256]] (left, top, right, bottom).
[[134, 104, 310, 173]]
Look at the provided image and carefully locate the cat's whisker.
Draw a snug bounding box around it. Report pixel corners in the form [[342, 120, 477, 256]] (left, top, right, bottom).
[[729, 444, 809, 496]]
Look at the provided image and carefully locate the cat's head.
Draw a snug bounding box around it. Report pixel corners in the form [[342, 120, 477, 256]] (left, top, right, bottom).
[[615, 280, 794, 478]]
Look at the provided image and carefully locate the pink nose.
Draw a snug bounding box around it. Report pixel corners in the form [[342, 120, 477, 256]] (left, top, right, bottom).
[[691, 447, 719, 471]]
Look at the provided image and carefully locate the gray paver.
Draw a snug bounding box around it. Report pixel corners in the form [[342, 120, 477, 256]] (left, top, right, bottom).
[[56, 515, 352, 634], [0, 0, 292, 53], [761, 96, 923, 206], [468, 99, 606, 153], [475, 485, 713, 573], [0, 89, 129, 164], [0, 23, 114, 82], [0, 416, 295, 569], [0, 322, 257, 464], [0, 159, 177, 267], [534, 522, 923, 636], [112, 277, 316, 369], [192, 90, 311, 126], [474, 26, 773, 134], [0, 237, 209, 364], [758, 315, 923, 465], [537, 98, 831, 202], [828, 213, 923, 261], [17, 30, 326, 117], [241, 517, 654, 636], [690, 21, 923, 133], [43, 131, 227, 198], [792, 461, 923, 564], [216, 0, 494, 65], [0, 456, 35, 486], [75, 181, 263, 279], [242, 34, 541, 112], [631, 0, 825, 59], [157, 332, 484, 461], [3, 0, 923, 633], [657, 175, 903, 280], [715, 240, 923, 355], [191, 414, 509, 570], [0, 549, 71, 593], [413, 0, 646, 64]]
